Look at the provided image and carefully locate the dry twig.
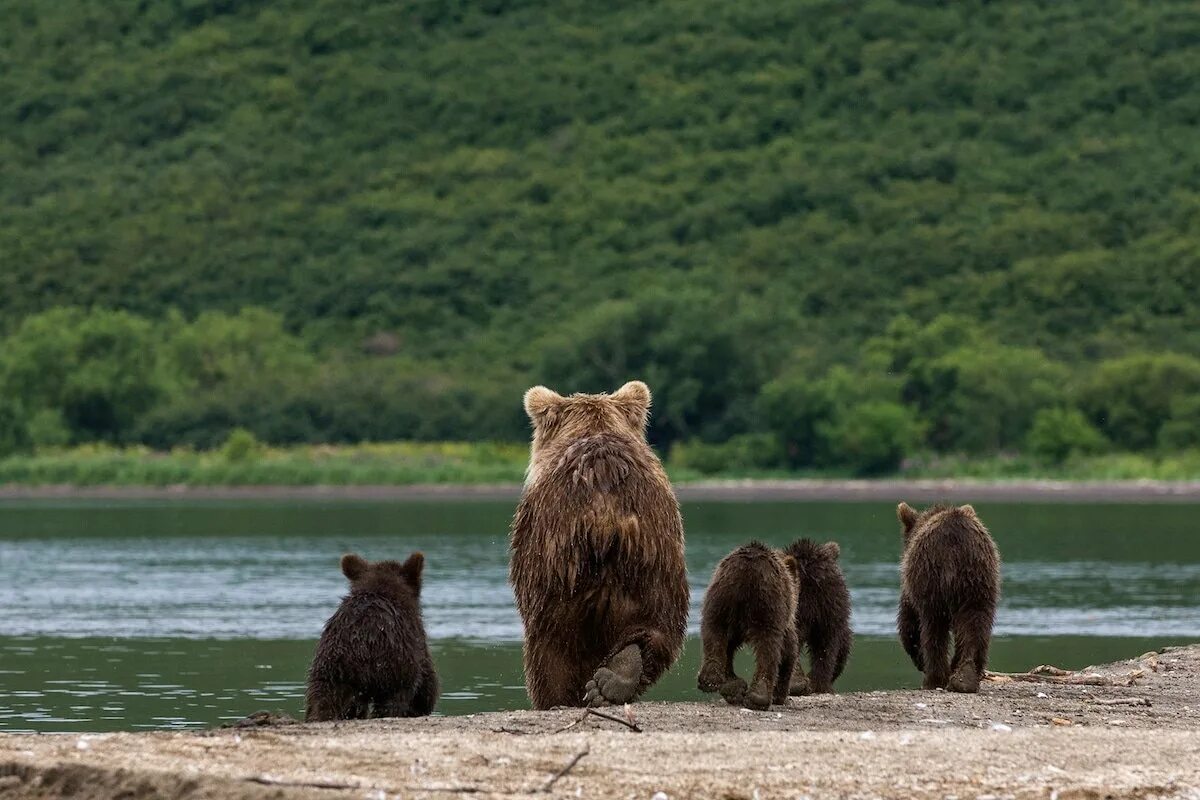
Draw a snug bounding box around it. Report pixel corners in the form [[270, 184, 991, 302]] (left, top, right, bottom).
[[553, 705, 643, 734], [536, 745, 591, 793]]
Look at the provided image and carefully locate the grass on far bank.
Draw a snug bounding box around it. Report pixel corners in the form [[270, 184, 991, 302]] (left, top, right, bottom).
[[2, 439, 1200, 487]]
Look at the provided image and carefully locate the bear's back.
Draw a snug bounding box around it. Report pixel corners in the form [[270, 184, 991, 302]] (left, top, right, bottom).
[[510, 431, 684, 611], [703, 543, 796, 634], [902, 509, 1000, 606], [310, 590, 429, 691]]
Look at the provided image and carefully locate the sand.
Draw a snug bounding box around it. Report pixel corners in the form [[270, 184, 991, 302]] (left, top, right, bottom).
[[2, 645, 1199, 799]]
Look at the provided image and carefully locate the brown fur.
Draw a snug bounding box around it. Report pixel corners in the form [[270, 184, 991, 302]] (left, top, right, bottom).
[[305, 552, 438, 720], [698, 542, 800, 710], [784, 538, 853, 695], [896, 502, 1001, 693], [509, 381, 689, 709]]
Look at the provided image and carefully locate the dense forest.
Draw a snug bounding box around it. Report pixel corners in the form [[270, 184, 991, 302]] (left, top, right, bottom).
[[2, 0, 1199, 475]]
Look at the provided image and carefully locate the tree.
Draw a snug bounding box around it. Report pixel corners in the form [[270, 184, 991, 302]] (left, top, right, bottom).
[[1081, 353, 1200, 450], [0, 308, 172, 441], [1025, 408, 1108, 463]]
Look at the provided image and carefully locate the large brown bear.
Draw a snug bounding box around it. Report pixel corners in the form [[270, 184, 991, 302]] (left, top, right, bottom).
[[305, 552, 439, 720], [897, 502, 1001, 693], [785, 538, 853, 695], [697, 542, 800, 710], [509, 381, 688, 709]]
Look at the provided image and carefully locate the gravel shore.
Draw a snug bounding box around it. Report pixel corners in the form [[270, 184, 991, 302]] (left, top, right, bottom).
[[2, 645, 1198, 799]]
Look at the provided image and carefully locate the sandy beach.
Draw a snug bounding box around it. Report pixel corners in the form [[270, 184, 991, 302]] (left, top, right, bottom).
[[2, 645, 1198, 799]]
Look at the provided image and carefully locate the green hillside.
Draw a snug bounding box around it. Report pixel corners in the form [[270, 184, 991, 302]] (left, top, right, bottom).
[[2, 0, 1200, 474]]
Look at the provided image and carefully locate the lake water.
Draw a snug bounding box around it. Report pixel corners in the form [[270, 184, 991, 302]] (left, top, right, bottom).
[[1, 499, 1197, 732]]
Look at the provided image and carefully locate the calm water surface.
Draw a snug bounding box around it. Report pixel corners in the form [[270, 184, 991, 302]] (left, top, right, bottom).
[[1, 500, 1197, 731]]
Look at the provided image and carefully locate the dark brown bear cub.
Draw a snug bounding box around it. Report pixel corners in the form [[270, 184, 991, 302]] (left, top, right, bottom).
[[698, 542, 800, 710], [785, 538, 853, 695], [305, 552, 438, 721], [897, 502, 1001, 693]]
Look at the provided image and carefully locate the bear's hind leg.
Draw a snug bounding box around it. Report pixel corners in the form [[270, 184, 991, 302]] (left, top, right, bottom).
[[585, 624, 678, 707], [373, 684, 419, 719], [806, 628, 841, 694], [305, 679, 364, 722], [697, 625, 735, 693], [948, 606, 994, 694], [744, 631, 785, 710], [584, 644, 642, 707], [524, 634, 583, 709], [898, 594, 923, 672], [789, 636, 811, 696], [919, 613, 951, 690], [409, 661, 439, 717], [773, 627, 798, 705]]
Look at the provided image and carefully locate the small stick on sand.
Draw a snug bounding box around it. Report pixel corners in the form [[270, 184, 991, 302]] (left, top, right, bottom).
[[554, 705, 643, 734], [248, 775, 483, 794], [246, 775, 364, 790], [537, 745, 591, 793], [1086, 697, 1151, 707]]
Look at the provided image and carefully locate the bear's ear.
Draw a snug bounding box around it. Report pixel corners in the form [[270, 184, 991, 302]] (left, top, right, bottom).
[[611, 380, 651, 428], [897, 502, 919, 534], [959, 504, 977, 517], [821, 541, 841, 560], [782, 553, 799, 575], [400, 551, 425, 592], [341, 553, 368, 581], [524, 385, 564, 421]]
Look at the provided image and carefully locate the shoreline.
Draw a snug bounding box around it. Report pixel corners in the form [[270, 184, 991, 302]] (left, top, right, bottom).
[[1, 645, 1197, 799], [2, 477, 1200, 502]]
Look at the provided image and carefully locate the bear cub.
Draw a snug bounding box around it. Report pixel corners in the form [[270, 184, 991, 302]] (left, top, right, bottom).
[[306, 552, 439, 721], [897, 502, 1001, 693], [698, 542, 801, 710], [785, 538, 853, 695]]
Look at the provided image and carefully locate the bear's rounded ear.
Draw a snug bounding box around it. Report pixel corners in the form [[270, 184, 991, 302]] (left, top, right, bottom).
[[612, 380, 651, 428], [782, 554, 799, 575], [959, 504, 977, 517], [821, 541, 841, 560], [341, 553, 368, 581], [401, 551, 425, 592], [897, 502, 918, 533], [524, 385, 563, 421]]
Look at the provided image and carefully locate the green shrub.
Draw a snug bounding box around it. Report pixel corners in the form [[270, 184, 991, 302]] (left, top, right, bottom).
[[1082, 354, 1200, 450], [1158, 395, 1200, 451], [0, 399, 30, 457], [1025, 408, 1108, 463], [26, 409, 72, 450], [668, 433, 785, 475], [220, 428, 262, 463], [817, 401, 926, 477]]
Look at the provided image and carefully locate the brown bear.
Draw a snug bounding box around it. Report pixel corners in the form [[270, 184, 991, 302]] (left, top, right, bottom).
[[509, 381, 689, 709], [697, 542, 800, 710], [305, 552, 439, 720], [785, 538, 853, 695], [896, 502, 1001, 693]]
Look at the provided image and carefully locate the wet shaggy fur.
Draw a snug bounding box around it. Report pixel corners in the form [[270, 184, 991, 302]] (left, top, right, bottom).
[[897, 502, 1001, 693], [305, 552, 439, 720], [510, 381, 689, 709], [785, 539, 853, 695], [698, 542, 800, 710]]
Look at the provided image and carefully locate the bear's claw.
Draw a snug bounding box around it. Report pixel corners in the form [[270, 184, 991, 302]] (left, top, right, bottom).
[[584, 645, 643, 707]]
